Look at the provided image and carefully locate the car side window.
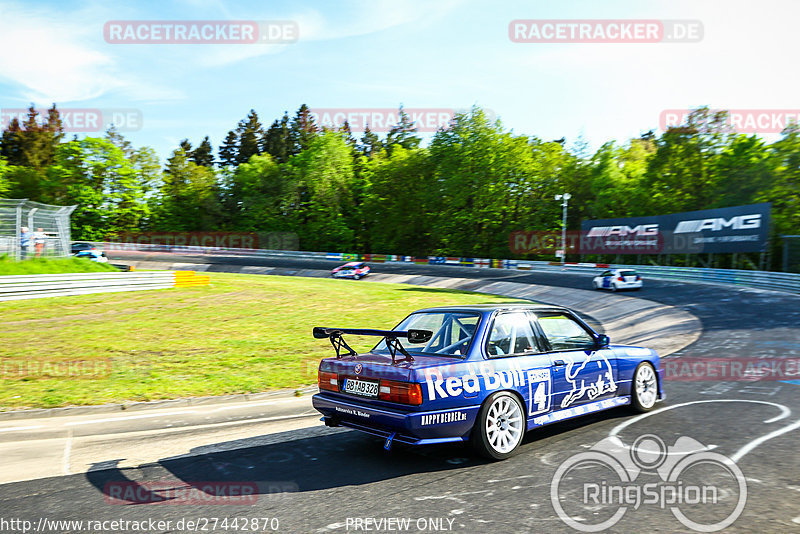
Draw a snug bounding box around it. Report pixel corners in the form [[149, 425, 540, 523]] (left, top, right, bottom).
[[536, 313, 595, 351], [486, 312, 541, 357], [600, 270, 612, 277]]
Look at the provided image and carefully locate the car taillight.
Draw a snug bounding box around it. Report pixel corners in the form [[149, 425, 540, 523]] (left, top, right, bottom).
[[318, 371, 339, 392], [379, 380, 422, 405], [636, 275, 641, 281], [617, 276, 624, 282]]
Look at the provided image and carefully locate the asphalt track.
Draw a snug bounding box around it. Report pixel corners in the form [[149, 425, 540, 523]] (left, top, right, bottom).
[[2, 251, 800, 533]]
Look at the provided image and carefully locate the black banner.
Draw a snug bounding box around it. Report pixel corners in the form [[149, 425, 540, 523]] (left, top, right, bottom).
[[580, 203, 771, 254]]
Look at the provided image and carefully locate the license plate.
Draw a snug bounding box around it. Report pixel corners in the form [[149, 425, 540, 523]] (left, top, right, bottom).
[[344, 378, 379, 398]]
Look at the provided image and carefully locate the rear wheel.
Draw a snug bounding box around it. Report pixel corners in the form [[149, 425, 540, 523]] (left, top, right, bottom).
[[471, 392, 525, 460], [631, 362, 658, 412], [611, 282, 618, 292], [354, 274, 361, 280]]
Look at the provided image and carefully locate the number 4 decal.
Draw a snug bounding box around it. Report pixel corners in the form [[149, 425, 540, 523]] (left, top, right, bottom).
[[527, 368, 552, 415]]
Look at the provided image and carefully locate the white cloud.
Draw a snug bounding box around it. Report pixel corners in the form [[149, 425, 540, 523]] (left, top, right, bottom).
[[0, 2, 122, 102], [0, 1, 185, 104], [195, 0, 463, 67]]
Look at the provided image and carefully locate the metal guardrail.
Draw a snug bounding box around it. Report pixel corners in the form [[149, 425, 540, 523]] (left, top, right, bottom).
[[0, 271, 210, 301], [99, 241, 800, 294], [527, 263, 800, 294]]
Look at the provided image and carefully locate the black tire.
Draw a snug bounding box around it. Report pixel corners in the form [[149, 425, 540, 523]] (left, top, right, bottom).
[[631, 362, 658, 412], [593, 281, 600, 290], [611, 283, 618, 292], [354, 274, 361, 280], [471, 392, 525, 460]]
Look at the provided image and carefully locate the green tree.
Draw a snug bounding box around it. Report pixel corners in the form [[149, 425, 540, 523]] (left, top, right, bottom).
[[361, 146, 433, 254], [237, 110, 263, 165], [191, 136, 215, 167], [232, 153, 293, 231], [151, 148, 222, 231], [386, 106, 421, 153], [642, 108, 731, 214], [45, 138, 150, 239], [761, 127, 800, 237], [218, 130, 239, 167], [0, 157, 9, 195], [359, 125, 382, 158], [285, 131, 356, 250], [429, 107, 559, 257], [262, 113, 291, 163], [288, 104, 318, 156]]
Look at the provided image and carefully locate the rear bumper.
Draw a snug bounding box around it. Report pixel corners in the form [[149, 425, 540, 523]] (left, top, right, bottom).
[[312, 393, 478, 445], [612, 281, 642, 289]]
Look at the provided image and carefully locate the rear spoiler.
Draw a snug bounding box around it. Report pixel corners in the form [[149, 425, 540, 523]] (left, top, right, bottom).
[[312, 327, 432, 363]]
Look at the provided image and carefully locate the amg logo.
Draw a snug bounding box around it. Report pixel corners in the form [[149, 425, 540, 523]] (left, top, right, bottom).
[[586, 224, 659, 237], [674, 214, 761, 233], [421, 411, 467, 426]]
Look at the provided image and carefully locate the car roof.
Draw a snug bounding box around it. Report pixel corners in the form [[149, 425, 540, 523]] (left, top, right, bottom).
[[411, 303, 570, 314], [342, 261, 363, 266]]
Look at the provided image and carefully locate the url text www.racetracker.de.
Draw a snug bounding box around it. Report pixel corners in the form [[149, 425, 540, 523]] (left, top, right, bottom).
[[0, 516, 281, 533]]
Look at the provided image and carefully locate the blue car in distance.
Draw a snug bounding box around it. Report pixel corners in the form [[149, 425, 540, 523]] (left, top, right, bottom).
[[312, 304, 663, 460]]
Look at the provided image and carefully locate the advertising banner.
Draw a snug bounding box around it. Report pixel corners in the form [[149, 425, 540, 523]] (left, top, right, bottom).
[[579, 203, 771, 254]]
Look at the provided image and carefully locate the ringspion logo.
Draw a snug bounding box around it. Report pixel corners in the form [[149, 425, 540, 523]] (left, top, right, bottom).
[[551, 434, 746, 531], [104, 20, 298, 44]]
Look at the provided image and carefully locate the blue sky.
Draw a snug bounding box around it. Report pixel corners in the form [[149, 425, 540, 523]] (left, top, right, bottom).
[[0, 0, 796, 161]]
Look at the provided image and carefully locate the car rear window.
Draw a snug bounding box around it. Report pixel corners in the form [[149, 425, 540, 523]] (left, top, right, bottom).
[[373, 311, 481, 357], [620, 270, 638, 277]]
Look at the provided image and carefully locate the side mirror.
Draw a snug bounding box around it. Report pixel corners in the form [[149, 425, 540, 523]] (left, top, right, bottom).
[[407, 329, 433, 343], [596, 334, 610, 349]]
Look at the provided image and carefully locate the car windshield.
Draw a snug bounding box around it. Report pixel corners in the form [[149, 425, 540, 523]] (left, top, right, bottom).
[[372, 311, 481, 357]]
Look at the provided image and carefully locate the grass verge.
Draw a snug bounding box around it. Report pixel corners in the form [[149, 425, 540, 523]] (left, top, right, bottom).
[[0, 272, 526, 410], [0, 256, 119, 275]]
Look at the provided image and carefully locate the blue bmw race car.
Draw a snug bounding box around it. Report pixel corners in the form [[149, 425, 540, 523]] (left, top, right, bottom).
[[312, 304, 663, 460]]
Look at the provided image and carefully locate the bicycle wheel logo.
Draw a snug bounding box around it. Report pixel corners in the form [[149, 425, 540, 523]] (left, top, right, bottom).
[[551, 434, 747, 532]]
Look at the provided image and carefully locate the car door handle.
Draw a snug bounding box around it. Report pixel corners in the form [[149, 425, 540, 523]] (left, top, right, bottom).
[[553, 359, 565, 366]]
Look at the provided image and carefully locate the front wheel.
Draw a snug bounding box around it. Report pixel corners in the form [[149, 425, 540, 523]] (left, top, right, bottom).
[[471, 392, 525, 460], [631, 362, 658, 412]]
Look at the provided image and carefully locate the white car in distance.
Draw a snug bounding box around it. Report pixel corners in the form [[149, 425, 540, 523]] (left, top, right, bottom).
[[592, 268, 643, 291]]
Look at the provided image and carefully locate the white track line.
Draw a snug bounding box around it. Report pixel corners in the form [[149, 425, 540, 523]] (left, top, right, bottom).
[[62, 429, 73, 475], [0, 425, 43, 433], [609, 399, 791, 438], [731, 418, 800, 462], [64, 410, 198, 426]]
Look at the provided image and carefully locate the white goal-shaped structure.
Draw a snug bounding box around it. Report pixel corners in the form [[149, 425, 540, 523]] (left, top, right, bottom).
[[0, 198, 77, 260]]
